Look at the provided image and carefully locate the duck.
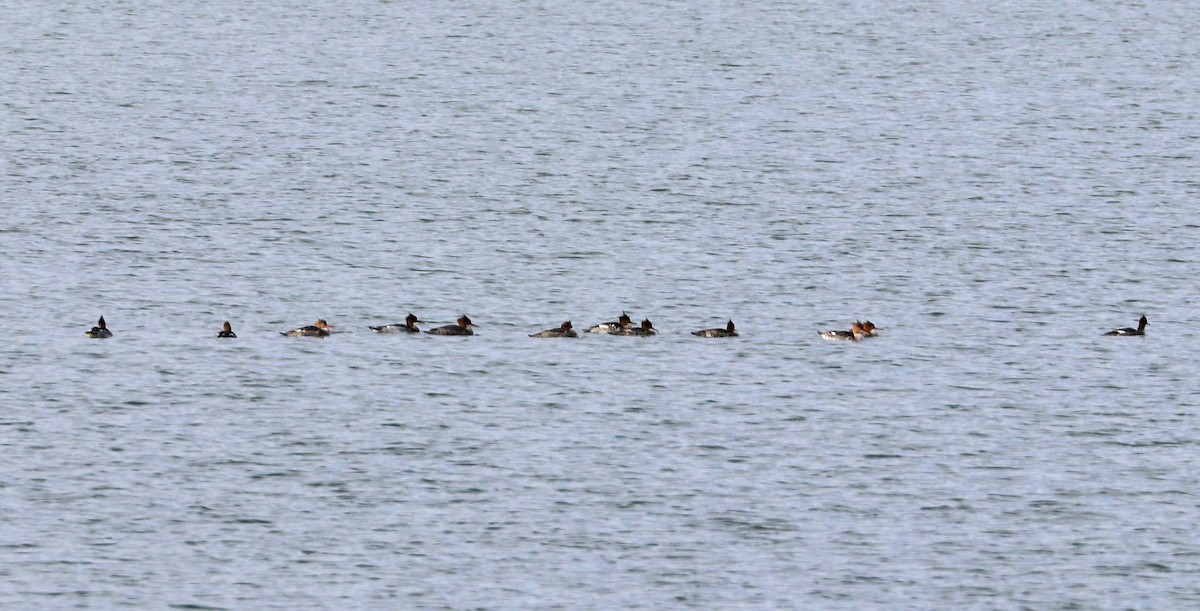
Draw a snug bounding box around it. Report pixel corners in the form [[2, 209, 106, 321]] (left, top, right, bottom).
[[611, 318, 657, 336], [369, 313, 423, 333], [860, 321, 881, 337], [85, 316, 113, 339], [217, 321, 237, 338], [281, 319, 333, 337], [427, 315, 476, 336], [530, 321, 578, 338], [819, 321, 865, 341], [1104, 315, 1148, 336], [586, 312, 632, 334], [692, 320, 738, 338]]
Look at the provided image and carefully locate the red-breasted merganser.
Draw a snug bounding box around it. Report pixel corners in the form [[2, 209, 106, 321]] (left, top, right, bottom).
[[860, 321, 881, 337], [819, 321, 865, 341], [370, 313, 423, 333], [427, 315, 476, 336], [530, 321, 578, 338], [612, 318, 656, 336], [692, 320, 738, 337], [586, 312, 632, 334], [282, 319, 333, 337], [85, 316, 113, 338], [1104, 315, 1148, 336], [217, 321, 237, 338]]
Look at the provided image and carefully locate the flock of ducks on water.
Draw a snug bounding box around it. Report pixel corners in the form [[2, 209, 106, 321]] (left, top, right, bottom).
[[83, 313, 1150, 340]]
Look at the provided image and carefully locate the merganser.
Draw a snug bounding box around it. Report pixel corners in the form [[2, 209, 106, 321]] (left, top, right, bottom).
[[85, 316, 113, 338], [1104, 315, 1148, 336], [217, 321, 237, 338], [692, 320, 738, 338], [612, 318, 656, 336], [427, 315, 476, 336], [860, 321, 881, 337], [530, 321, 578, 338], [369, 313, 423, 333], [586, 312, 632, 334], [281, 319, 333, 337], [819, 321, 865, 341]]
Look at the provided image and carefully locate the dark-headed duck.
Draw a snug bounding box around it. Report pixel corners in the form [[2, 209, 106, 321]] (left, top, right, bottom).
[[586, 312, 633, 334], [218, 321, 237, 338], [612, 318, 656, 336], [370, 313, 423, 334], [531, 321, 578, 338], [692, 320, 738, 338], [1104, 315, 1148, 336], [85, 316, 113, 339], [427, 315, 476, 336], [282, 319, 333, 337]]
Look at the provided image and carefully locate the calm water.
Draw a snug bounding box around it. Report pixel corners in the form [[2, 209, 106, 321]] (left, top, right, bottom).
[[4, 0, 1200, 608]]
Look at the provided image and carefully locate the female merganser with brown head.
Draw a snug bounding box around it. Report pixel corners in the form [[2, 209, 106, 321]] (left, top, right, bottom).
[[860, 321, 881, 337], [586, 312, 632, 334], [692, 320, 738, 338], [1104, 315, 1148, 336], [427, 315, 476, 336], [530, 321, 578, 338], [217, 321, 237, 338], [281, 319, 333, 337], [370, 313, 423, 333], [612, 318, 656, 336], [819, 321, 865, 341], [85, 316, 113, 338]]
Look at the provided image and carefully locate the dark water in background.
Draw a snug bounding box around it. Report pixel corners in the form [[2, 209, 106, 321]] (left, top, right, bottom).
[[4, 1, 1200, 608]]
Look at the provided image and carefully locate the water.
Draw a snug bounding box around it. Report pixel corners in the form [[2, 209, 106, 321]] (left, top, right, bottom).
[[4, 0, 1200, 608]]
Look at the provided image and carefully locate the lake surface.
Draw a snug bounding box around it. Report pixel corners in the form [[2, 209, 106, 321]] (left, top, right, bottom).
[[4, 0, 1200, 608]]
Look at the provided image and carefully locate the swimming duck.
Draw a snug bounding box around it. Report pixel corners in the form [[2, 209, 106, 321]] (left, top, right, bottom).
[[692, 320, 738, 338], [369, 313, 423, 333], [281, 319, 333, 337], [860, 321, 881, 337], [217, 321, 237, 338], [427, 315, 476, 336], [819, 321, 865, 341], [1104, 315, 1148, 336], [611, 318, 657, 336], [586, 312, 632, 334], [530, 321, 578, 338], [85, 316, 113, 339]]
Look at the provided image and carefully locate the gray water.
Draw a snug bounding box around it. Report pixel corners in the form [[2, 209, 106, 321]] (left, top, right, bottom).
[[4, 0, 1200, 608]]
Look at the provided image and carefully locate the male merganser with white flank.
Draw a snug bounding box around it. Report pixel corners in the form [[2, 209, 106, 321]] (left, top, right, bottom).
[[85, 316, 113, 338], [612, 319, 656, 336], [692, 320, 738, 338], [530, 321, 578, 338], [370, 313, 423, 333], [860, 321, 881, 337], [217, 321, 237, 338], [1104, 315, 1148, 336], [282, 319, 333, 337], [586, 312, 632, 334], [819, 321, 865, 341], [427, 315, 476, 336]]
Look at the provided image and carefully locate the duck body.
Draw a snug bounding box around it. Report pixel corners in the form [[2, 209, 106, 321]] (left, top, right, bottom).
[[586, 312, 632, 334], [819, 322, 865, 342], [531, 321, 578, 338], [217, 321, 237, 338], [427, 315, 476, 336], [85, 316, 113, 339], [370, 313, 423, 334], [692, 320, 738, 338], [1104, 315, 1148, 336], [612, 319, 657, 336], [282, 319, 333, 337]]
